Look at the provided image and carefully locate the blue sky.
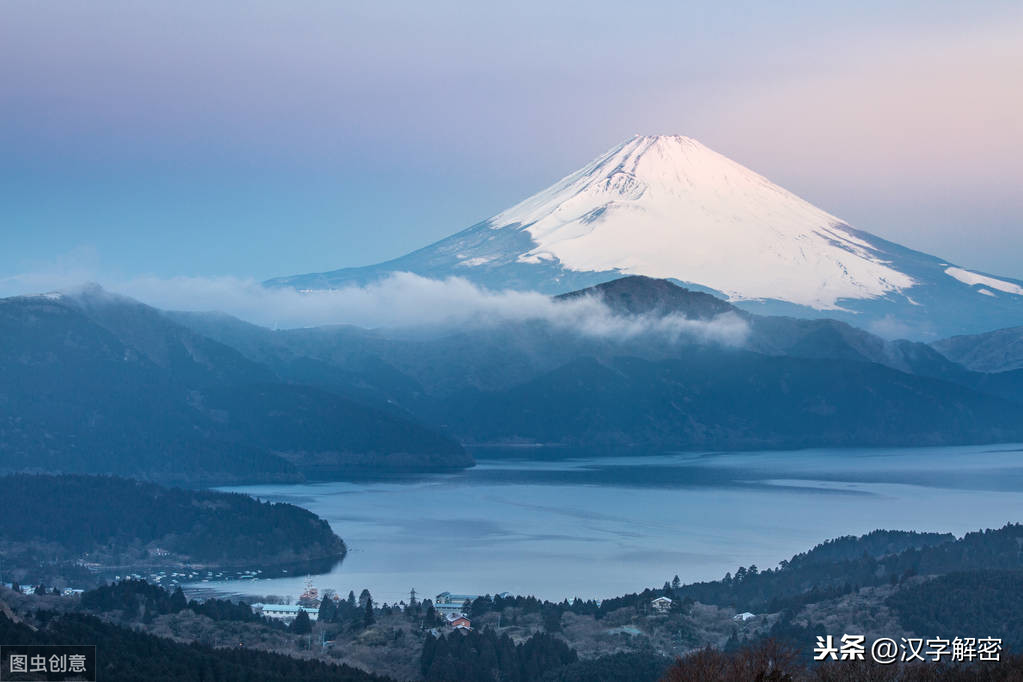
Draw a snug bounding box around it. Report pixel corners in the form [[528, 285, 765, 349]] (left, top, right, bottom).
[[2, 0, 1021, 285]]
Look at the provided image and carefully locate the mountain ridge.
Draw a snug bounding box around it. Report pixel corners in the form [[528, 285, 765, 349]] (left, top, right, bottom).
[[0, 289, 471, 484], [169, 276, 1023, 451], [933, 326, 1023, 373]]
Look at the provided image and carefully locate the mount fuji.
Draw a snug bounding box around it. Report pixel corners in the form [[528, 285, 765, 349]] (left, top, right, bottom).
[[268, 135, 1023, 339]]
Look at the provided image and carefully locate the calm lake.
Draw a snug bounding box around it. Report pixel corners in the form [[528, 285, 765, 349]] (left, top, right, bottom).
[[186, 443, 1023, 605]]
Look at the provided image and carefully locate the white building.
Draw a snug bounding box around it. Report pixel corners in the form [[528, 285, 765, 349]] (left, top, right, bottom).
[[434, 592, 480, 616], [434, 602, 468, 616], [435, 592, 479, 606], [251, 603, 319, 622], [733, 612, 756, 622]]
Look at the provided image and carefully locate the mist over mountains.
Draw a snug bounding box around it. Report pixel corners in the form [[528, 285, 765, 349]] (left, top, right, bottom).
[[173, 276, 1023, 451], [4, 274, 1018, 484]]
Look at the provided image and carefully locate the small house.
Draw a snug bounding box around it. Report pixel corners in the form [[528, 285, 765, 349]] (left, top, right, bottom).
[[650, 596, 673, 613], [446, 613, 471, 630], [733, 612, 756, 622]]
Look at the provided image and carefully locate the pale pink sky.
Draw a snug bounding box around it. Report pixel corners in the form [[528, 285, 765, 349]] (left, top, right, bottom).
[[1, 1, 1021, 281]]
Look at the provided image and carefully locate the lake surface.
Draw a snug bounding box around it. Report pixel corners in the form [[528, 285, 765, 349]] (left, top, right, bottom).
[[186, 443, 1023, 605]]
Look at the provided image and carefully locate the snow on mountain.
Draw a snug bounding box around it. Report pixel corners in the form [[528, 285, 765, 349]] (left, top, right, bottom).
[[944, 267, 1023, 296], [268, 135, 1023, 339], [487, 135, 913, 309]]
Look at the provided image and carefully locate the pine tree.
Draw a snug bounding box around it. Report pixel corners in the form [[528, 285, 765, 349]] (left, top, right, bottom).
[[318, 596, 337, 622], [420, 634, 437, 676], [169, 586, 187, 612], [363, 595, 375, 628], [291, 609, 312, 634], [724, 626, 741, 652]]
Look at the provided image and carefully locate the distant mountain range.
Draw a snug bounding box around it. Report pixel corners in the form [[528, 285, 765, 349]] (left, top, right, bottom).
[[4, 277, 1021, 483], [171, 276, 1023, 452], [267, 135, 1022, 340]]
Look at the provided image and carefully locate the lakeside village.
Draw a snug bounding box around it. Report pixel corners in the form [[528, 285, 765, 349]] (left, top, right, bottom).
[[250, 585, 491, 633], [4, 577, 758, 633], [249, 582, 729, 634]]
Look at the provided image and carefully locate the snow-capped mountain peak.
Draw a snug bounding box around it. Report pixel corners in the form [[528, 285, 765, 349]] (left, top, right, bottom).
[[267, 135, 1023, 339], [488, 134, 913, 310]]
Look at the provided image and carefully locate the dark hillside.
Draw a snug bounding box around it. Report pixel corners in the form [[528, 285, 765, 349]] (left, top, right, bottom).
[[0, 474, 345, 566]]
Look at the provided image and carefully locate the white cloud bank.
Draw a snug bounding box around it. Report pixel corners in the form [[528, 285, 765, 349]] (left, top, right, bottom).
[[0, 268, 749, 346]]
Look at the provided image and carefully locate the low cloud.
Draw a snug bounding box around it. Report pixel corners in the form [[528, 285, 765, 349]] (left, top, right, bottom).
[[867, 314, 935, 341], [1, 266, 749, 346]]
